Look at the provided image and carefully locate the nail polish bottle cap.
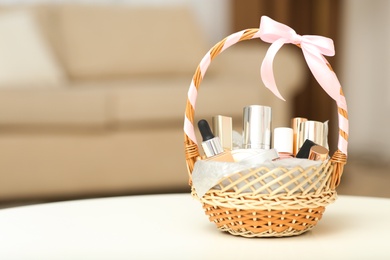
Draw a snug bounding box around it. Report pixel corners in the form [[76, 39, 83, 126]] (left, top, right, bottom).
[[273, 127, 293, 154]]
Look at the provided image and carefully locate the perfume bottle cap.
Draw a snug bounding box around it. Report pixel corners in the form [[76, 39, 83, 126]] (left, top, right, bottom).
[[243, 105, 272, 149], [273, 127, 293, 154], [198, 119, 224, 157], [308, 145, 329, 161]]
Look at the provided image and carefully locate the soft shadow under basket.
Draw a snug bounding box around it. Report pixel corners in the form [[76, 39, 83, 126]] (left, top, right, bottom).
[[183, 27, 348, 238]]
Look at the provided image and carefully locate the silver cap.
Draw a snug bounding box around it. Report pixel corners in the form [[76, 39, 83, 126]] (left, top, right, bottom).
[[243, 105, 272, 149], [201, 137, 224, 157], [299, 120, 327, 149]]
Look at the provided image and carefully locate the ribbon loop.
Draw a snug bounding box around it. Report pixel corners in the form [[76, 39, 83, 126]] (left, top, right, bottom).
[[259, 16, 347, 112]]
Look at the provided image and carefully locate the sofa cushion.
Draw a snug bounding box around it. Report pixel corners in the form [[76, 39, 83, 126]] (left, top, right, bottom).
[[0, 88, 108, 127], [55, 4, 207, 80], [0, 9, 66, 89], [0, 128, 189, 200]]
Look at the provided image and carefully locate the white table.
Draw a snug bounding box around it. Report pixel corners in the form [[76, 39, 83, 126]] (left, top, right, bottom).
[[0, 194, 389, 259]]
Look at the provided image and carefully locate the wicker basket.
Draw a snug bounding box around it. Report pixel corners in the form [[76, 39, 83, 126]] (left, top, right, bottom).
[[183, 26, 348, 238]]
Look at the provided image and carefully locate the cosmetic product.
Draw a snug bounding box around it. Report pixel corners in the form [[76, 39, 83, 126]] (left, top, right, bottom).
[[323, 120, 329, 149], [299, 120, 328, 149], [232, 148, 279, 163], [296, 139, 317, 159], [242, 105, 272, 149], [291, 117, 307, 156], [308, 145, 329, 161], [273, 127, 294, 159], [212, 115, 232, 150], [198, 119, 234, 162]]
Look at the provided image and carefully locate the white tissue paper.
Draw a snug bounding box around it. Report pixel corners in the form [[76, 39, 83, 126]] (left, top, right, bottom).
[[192, 150, 324, 198]]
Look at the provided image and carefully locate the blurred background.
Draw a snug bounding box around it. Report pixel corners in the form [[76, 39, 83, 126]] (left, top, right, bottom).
[[0, 0, 389, 208]]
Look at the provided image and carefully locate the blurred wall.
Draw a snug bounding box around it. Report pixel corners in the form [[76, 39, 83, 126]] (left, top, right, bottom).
[[0, 0, 231, 45], [117, 0, 232, 45], [340, 0, 390, 163]]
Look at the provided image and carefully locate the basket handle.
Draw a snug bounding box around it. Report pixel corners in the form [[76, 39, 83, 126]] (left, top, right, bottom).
[[184, 28, 348, 188]]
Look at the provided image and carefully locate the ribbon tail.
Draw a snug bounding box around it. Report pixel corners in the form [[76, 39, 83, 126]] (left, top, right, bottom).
[[260, 38, 287, 101], [301, 46, 347, 111]]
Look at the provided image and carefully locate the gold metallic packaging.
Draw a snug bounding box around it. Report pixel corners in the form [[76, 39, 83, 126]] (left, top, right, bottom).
[[299, 120, 328, 150], [212, 115, 233, 150], [291, 117, 307, 156], [308, 145, 329, 161]]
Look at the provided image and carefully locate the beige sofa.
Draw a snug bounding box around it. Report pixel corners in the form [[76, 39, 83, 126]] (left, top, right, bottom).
[[0, 4, 306, 202]]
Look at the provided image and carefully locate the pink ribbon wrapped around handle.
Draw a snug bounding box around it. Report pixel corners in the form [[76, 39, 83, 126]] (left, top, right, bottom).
[[259, 16, 347, 112], [184, 16, 348, 157]]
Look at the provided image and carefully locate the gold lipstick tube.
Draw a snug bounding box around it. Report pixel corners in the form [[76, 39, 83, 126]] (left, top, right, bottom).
[[291, 117, 307, 156], [212, 115, 233, 150]]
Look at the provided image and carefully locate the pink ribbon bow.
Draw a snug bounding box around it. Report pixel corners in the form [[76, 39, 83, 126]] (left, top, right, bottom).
[[259, 16, 347, 111]]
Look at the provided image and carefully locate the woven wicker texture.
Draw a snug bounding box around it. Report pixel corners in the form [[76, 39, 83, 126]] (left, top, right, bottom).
[[203, 204, 325, 237], [184, 28, 348, 237]]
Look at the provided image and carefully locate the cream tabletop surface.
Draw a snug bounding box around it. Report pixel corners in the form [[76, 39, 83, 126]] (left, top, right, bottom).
[[0, 193, 389, 259]]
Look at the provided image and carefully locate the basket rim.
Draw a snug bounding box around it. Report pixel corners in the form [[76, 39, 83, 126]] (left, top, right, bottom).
[[196, 189, 337, 211]]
